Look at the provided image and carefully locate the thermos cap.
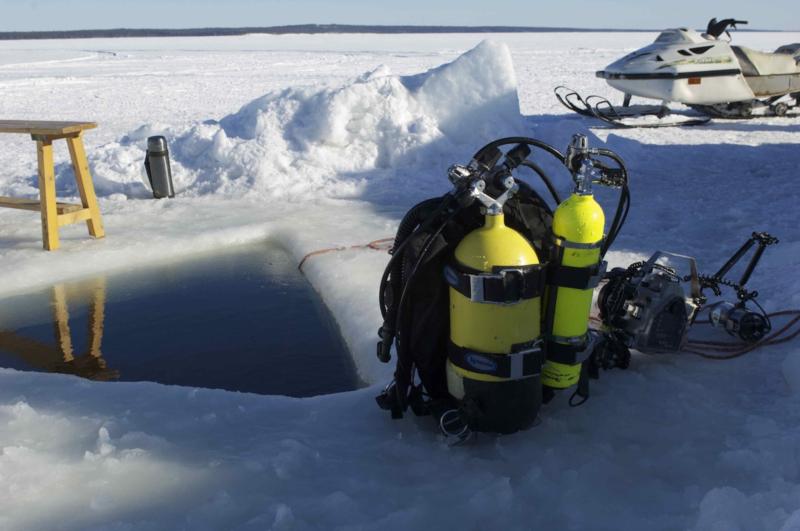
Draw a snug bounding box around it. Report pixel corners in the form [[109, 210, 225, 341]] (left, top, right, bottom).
[[147, 135, 168, 152]]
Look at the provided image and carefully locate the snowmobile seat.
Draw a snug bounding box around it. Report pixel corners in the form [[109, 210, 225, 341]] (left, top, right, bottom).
[[733, 46, 800, 76], [775, 43, 800, 63]]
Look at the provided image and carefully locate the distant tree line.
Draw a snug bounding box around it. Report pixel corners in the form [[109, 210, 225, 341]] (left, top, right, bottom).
[[0, 24, 656, 40]]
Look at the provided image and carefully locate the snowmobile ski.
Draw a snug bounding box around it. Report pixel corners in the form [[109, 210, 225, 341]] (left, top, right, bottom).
[[554, 86, 711, 128]]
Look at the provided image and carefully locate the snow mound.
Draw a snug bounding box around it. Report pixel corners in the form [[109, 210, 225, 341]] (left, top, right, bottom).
[[103, 40, 523, 202]]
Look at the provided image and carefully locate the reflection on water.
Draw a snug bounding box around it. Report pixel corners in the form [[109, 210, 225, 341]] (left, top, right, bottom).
[[0, 243, 362, 397], [0, 278, 118, 381]]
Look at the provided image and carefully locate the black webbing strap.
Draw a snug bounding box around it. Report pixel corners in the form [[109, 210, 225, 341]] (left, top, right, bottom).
[[543, 237, 604, 336], [443, 263, 546, 304], [548, 260, 607, 290], [569, 361, 592, 407], [546, 339, 583, 365], [448, 341, 544, 380]]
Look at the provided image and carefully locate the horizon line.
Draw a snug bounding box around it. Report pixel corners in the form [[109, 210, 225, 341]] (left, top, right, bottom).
[[0, 23, 793, 41]]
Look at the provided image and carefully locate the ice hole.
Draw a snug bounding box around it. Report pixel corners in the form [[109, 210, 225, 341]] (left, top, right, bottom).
[[0, 242, 362, 397]]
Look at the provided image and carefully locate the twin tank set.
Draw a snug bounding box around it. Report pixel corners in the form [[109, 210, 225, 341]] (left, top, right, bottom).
[[445, 136, 607, 433], [378, 134, 630, 435]]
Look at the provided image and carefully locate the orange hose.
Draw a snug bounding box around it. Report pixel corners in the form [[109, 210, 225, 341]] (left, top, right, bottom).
[[297, 237, 394, 271]]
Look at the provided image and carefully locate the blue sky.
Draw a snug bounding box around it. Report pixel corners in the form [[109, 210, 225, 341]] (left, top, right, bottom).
[[2, 0, 797, 32]]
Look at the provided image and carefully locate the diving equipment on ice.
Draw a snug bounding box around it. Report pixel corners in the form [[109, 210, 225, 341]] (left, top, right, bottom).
[[375, 135, 630, 435]]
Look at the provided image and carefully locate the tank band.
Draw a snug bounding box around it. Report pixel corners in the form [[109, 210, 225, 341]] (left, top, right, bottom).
[[448, 340, 544, 380], [549, 260, 607, 290], [546, 335, 593, 365], [444, 263, 546, 304], [553, 236, 604, 250]]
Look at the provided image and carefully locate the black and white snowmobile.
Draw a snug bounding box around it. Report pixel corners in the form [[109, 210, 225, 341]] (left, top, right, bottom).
[[556, 18, 800, 127]]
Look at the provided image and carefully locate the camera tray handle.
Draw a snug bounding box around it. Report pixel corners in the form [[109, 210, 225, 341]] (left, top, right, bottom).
[[647, 251, 702, 301]]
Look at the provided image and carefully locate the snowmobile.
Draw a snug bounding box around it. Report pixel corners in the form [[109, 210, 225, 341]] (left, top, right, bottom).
[[556, 18, 800, 127]]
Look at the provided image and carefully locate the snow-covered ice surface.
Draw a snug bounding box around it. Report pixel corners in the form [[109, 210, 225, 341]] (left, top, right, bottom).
[[1, 32, 799, 530]]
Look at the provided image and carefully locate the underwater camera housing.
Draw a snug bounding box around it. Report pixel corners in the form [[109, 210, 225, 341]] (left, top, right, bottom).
[[598, 252, 703, 353], [598, 233, 777, 354]]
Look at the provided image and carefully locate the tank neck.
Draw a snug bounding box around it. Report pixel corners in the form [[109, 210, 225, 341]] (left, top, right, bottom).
[[484, 213, 505, 228], [567, 192, 597, 202]]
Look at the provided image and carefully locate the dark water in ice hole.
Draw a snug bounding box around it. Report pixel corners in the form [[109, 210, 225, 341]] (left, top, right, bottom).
[[0, 243, 362, 397]]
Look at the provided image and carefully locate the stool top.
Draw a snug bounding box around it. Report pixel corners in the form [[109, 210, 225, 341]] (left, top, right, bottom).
[[0, 120, 97, 136]]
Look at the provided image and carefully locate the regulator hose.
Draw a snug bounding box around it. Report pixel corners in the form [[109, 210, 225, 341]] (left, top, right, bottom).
[[471, 137, 630, 259], [377, 194, 457, 363], [393, 206, 461, 339], [471, 136, 566, 164], [521, 160, 562, 206], [591, 148, 630, 257], [379, 196, 450, 319]]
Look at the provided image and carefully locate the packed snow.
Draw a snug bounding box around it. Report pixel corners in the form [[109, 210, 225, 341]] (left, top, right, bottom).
[[0, 32, 799, 530]]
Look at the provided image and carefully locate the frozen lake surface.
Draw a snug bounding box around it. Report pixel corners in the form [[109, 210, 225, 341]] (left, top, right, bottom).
[[0, 31, 799, 531]]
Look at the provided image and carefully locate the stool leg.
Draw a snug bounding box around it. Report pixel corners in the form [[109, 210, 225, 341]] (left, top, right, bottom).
[[67, 135, 105, 239], [37, 139, 59, 251]]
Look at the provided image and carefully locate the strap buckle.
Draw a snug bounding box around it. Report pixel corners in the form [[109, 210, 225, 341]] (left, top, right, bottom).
[[508, 339, 544, 379], [448, 340, 544, 380], [445, 264, 545, 304], [469, 268, 525, 304], [469, 273, 486, 303]]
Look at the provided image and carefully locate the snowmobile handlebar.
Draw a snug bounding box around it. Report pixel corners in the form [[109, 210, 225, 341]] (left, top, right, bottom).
[[706, 18, 748, 39]]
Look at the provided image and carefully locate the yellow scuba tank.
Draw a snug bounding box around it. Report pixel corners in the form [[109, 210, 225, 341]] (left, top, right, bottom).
[[443, 176, 546, 434], [543, 134, 608, 391]]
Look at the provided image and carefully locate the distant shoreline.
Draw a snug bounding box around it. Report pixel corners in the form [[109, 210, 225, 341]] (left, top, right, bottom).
[[0, 24, 787, 41]]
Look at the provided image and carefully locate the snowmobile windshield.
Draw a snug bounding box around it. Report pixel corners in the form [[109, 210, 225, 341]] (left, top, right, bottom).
[[655, 30, 685, 44], [654, 29, 704, 45]]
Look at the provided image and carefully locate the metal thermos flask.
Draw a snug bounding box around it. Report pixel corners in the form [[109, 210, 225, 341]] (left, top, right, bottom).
[[144, 136, 175, 199]]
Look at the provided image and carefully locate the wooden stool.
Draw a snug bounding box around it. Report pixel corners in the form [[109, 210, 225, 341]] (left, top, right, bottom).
[[0, 120, 105, 250]]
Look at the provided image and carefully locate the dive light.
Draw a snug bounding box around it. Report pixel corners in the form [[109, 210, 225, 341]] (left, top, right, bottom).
[[708, 301, 771, 342]]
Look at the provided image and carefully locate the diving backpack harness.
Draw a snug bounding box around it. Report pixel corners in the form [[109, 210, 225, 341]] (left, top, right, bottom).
[[375, 135, 630, 437]]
